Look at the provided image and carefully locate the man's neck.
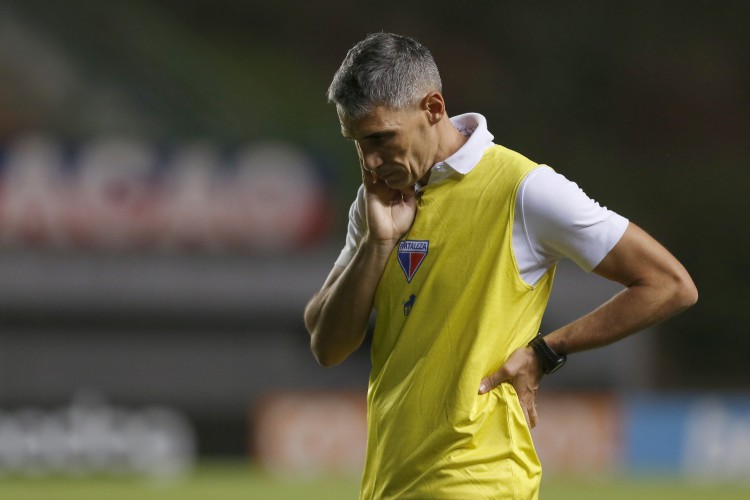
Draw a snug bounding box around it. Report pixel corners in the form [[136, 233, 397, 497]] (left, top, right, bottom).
[[434, 117, 469, 164]]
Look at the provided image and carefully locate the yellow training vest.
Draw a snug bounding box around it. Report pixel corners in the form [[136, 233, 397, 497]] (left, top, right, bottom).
[[361, 145, 556, 500]]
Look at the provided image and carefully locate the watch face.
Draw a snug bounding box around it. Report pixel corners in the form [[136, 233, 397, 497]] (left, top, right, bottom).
[[546, 357, 566, 374]]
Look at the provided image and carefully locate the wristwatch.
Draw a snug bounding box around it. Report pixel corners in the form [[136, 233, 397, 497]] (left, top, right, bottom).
[[528, 332, 567, 374]]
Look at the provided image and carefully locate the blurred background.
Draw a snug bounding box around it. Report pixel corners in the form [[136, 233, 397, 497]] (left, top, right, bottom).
[[0, 0, 748, 495]]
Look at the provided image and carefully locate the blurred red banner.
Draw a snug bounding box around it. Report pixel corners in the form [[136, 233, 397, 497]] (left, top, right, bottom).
[[0, 136, 332, 252]]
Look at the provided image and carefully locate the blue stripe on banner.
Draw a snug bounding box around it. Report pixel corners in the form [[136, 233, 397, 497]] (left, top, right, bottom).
[[624, 394, 690, 473], [624, 394, 750, 477]]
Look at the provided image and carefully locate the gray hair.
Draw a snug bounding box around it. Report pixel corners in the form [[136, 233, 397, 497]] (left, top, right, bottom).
[[327, 32, 442, 118]]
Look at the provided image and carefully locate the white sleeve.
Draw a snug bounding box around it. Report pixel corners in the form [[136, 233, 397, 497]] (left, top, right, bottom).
[[513, 166, 629, 285], [334, 184, 367, 268]]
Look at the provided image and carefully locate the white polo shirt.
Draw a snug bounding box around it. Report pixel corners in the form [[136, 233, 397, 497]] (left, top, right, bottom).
[[335, 113, 629, 286]]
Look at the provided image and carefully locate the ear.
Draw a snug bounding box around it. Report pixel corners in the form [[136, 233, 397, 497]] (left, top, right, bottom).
[[422, 92, 446, 124]]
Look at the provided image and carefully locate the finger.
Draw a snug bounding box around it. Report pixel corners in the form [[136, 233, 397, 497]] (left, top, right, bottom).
[[399, 186, 416, 202], [527, 399, 538, 429], [360, 165, 376, 185], [521, 403, 531, 428], [478, 367, 509, 394], [364, 168, 377, 185], [356, 143, 375, 184]]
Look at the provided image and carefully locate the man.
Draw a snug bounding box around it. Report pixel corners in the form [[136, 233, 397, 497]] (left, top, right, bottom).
[[304, 32, 697, 499]]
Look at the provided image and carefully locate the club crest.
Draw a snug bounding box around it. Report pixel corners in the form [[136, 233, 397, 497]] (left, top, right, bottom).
[[397, 240, 429, 283]]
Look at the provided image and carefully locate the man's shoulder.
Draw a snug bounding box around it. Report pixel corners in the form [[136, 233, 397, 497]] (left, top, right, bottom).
[[476, 143, 539, 183], [485, 143, 537, 166]]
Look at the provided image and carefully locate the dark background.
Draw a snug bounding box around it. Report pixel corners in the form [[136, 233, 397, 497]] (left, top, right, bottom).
[[0, 0, 747, 457]]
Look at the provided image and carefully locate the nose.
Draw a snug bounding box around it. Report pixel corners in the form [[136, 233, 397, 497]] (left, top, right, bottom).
[[356, 143, 383, 172]]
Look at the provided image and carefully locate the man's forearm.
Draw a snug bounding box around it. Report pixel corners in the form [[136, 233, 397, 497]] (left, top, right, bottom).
[[304, 238, 396, 366], [545, 261, 697, 355]]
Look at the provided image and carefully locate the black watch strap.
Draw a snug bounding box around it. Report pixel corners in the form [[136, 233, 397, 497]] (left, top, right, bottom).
[[528, 332, 567, 374]]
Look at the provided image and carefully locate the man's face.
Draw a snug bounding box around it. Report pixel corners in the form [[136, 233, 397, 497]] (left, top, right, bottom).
[[338, 104, 436, 190]]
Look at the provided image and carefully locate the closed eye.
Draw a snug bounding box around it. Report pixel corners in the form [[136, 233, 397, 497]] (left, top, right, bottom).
[[366, 132, 395, 143]]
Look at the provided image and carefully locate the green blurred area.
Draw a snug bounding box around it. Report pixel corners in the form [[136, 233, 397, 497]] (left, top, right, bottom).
[[1, 0, 748, 387], [0, 462, 748, 500]]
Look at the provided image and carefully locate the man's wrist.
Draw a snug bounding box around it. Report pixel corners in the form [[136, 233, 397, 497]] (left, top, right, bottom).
[[528, 332, 567, 374], [362, 235, 399, 254]]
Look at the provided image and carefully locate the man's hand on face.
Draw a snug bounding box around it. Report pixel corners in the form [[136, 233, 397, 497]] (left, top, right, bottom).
[[359, 148, 417, 247]]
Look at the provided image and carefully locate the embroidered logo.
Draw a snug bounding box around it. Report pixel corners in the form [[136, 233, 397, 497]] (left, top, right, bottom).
[[403, 294, 416, 316], [397, 240, 429, 283]]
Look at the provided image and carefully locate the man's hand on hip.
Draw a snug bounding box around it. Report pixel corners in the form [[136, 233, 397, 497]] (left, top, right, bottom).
[[478, 346, 544, 428]]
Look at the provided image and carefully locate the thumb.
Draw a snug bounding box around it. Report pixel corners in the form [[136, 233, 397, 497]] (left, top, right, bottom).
[[478, 366, 509, 395]]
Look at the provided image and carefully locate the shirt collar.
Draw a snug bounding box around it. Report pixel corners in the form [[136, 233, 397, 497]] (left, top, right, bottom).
[[426, 113, 494, 186]]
